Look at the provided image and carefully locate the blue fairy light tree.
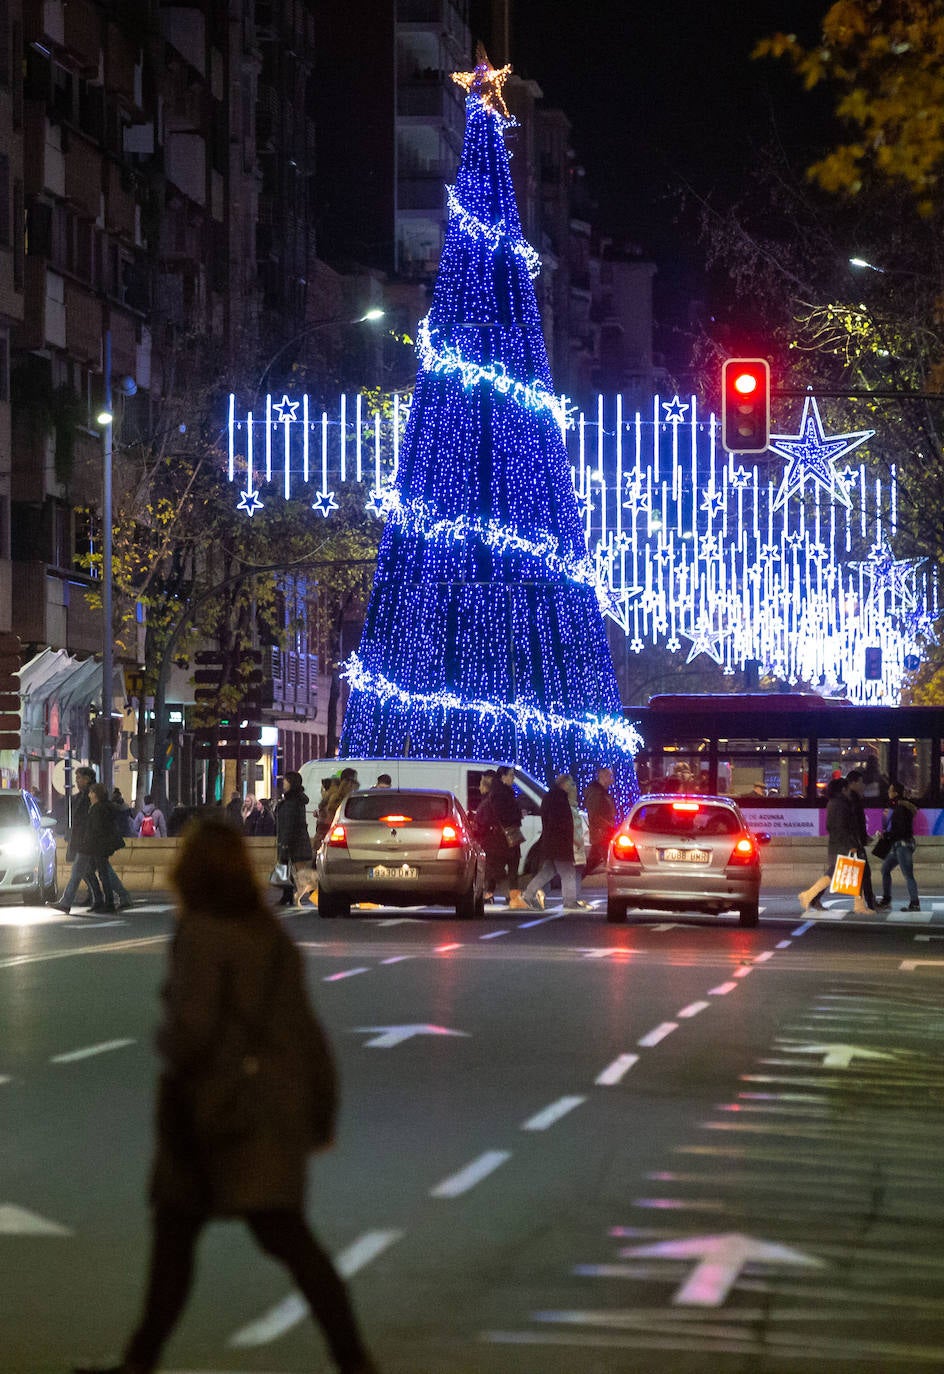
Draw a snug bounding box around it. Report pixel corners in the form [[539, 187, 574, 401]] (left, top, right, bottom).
[[339, 49, 639, 804]]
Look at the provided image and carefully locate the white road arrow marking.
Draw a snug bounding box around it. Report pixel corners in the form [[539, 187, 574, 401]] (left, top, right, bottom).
[[900, 959, 944, 971], [353, 1023, 471, 1049], [574, 947, 638, 958], [375, 918, 425, 926], [650, 923, 689, 932], [776, 1043, 897, 1068], [621, 1232, 825, 1306], [0, 1204, 73, 1236]]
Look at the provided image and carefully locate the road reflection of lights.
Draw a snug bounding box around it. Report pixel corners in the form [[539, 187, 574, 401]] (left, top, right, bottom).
[[0, 908, 63, 927], [436, 942, 462, 953]]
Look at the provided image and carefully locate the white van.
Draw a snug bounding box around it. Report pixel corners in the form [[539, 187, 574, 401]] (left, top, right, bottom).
[[299, 758, 549, 868]]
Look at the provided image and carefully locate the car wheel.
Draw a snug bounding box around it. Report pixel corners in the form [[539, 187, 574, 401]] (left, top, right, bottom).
[[606, 897, 628, 923], [455, 883, 478, 919], [319, 892, 350, 919], [739, 900, 760, 928]]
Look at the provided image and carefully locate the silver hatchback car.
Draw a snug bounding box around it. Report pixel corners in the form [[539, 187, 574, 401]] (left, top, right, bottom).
[[607, 794, 768, 927], [315, 788, 486, 919], [0, 789, 59, 904]]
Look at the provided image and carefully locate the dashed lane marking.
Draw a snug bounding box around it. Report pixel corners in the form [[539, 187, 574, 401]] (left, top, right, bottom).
[[638, 1022, 678, 1048], [708, 981, 738, 995], [521, 1096, 586, 1131], [480, 928, 509, 939], [677, 1001, 709, 1019], [595, 1053, 639, 1085], [50, 1038, 136, 1064], [322, 967, 370, 982], [229, 1229, 402, 1347], [429, 1150, 511, 1198]]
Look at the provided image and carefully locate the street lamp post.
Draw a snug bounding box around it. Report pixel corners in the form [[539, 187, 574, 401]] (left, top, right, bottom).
[[253, 309, 385, 404], [99, 330, 114, 794]]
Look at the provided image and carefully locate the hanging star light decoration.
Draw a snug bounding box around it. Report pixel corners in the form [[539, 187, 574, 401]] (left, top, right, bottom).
[[851, 536, 925, 612], [312, 490, 339, 517], [662, 395, 689, 423], [272, 395, 299, 423], [770, 394, 873, 510], [237, 488, 263, 516], [451, 44, 512, 119]]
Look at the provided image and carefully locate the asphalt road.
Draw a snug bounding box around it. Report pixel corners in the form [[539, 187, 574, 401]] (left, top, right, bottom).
[[4, 890, 944, 1373]]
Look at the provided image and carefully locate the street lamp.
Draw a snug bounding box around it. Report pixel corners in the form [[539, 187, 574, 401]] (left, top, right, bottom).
[[96, 329, 137, 794], [254, 309, 386, 402]]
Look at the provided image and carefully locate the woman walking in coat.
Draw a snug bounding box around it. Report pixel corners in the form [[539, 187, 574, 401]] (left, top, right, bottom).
[[523, 775, 591, 912], [875, 781, 921, 912], [79, 782, 124, 912], [485, 764, 528, 908], [274, 770, 316, 906], [73, 817, 378, 1374]]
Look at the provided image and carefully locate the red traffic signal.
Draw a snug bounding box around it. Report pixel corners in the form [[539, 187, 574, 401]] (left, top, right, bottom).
[[721, 358, 770, 454]]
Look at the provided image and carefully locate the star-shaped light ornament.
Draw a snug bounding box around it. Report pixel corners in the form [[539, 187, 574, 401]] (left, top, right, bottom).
[[770, 395, 873, 511], [851, 537, 924, 612], [729, 465, 753, 490], [237, 488, 263, 516], [452, 45, 512, 119], [661, 395, 689, 423], [272, 394, 299, 423], [682, 613, 732, 665], [312, 490, 339, 518]]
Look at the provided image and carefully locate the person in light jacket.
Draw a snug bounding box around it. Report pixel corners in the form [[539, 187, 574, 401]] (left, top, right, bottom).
[[133, 795, 167, 838], [73, 816, 378, 1374]]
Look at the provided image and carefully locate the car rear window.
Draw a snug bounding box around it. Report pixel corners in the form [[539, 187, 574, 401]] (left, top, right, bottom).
[[0, 794, 28, 825], [345, 792, 451, 822], [631, 803, 740, 837]]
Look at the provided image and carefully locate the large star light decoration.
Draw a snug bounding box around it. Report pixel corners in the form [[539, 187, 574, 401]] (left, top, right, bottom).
[[851, 536, 924, 612], [452, 45, 512, 119], [770, 395, 873, 511], [681, 612, 732, 665]]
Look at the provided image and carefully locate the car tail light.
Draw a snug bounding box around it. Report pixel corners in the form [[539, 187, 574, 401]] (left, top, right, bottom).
[[380, 814, 412, 825], [439, 823, 461, 850], [327, 824, 348, 848], [672, 801, 700, 813], [612, 831, 639, 862], [728, 835, 757, 865]]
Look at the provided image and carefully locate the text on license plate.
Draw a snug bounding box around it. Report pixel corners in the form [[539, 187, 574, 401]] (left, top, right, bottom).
[[369, 864, 419, 879], [660, 848, 711, 864]]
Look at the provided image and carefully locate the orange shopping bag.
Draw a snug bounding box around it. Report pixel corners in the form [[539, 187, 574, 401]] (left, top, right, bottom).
[[830, 850, 865, 896]]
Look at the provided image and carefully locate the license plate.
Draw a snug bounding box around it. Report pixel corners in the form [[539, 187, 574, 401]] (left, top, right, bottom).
[[369, 864, 419, 880], [660, 848, 711, 864]]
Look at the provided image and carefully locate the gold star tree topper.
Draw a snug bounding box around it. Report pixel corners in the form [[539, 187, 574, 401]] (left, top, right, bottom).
[[452, 43, 512, 119]]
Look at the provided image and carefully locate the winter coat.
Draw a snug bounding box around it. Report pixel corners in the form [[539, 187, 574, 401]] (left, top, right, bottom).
[[275, 788, 312, 862], [245, 803, 276, 838], [489, 777, 522, 831], [134, 803, 168, 838], [112, 800, 134, 838], [150, 911, 338, 1216], [80, 801, 123, 859], [885, 798, 917, 845], [584, 778, 617, 848], [66, 788, 93, 862], [826, 792, 859, 858], [538, 784, 575, 864]]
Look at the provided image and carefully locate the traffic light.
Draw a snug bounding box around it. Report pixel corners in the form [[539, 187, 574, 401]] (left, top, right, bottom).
[[864, 646, 883, 681], [721, 358, 770, 454], [0, 632, 21, 752]]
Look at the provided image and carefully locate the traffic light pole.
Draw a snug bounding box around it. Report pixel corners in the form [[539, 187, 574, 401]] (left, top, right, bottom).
[[101, 329, 114, 795]]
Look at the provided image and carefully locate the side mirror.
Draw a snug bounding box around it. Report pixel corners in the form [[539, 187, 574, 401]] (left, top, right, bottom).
[[754, 831, 772, 845]]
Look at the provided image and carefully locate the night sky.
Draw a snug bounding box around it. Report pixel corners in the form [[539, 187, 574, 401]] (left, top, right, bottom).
[[492, 0, 835, 366]]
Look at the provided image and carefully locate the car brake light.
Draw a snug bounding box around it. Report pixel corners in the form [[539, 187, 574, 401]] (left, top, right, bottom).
[[327, 824, 348, 848], [380, 814, 412, 825], [439, 823, 461, 850], [672, 801, 700, 812], [729, 835, 757, 865], [612, 832, 639, 862]]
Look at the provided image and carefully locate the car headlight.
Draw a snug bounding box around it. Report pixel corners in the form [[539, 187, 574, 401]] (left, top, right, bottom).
[[0, 827, 39, 862]]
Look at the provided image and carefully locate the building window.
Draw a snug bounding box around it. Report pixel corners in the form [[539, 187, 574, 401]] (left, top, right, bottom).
[[0, 154, 9, 247]]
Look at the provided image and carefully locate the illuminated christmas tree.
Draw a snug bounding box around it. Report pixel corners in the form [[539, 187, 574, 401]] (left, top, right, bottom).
[[340, 50, 639, 802]]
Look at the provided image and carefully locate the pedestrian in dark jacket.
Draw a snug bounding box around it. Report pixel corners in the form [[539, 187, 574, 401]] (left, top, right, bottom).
[[485, 765, 527, 908], [800, 772, 873, 913], [111, 789, 134, 838], [79, 783, 124, 912], [523, 775, 590, 911], [72, 817, 378, 1374], [583, 765, 617, 872], [54, 766, 104, 913], [274, 771, 316, 906], [875, 781, 921, 911]]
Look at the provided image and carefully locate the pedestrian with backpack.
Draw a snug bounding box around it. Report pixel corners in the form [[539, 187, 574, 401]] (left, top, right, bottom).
[[134, 795, 167, 839]]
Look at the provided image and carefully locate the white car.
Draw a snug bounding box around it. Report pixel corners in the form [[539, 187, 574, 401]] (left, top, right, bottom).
[[0, 790, 59, 904]]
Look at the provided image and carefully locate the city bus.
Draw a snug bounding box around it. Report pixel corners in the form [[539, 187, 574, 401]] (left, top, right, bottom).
[[626, 694, 944, 836]]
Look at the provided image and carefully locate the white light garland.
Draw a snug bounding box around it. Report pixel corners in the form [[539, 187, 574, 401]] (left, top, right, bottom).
[[445, 184, 542, 279], [415, 317, 572, 432], [341, 653, 643, 755]]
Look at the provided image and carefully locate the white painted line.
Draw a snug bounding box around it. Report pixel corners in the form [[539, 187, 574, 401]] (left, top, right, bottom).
[[888, 910, 933, 923], [380, 955, 412, 964], [775, 940, 792, 949], [900, 959, 944, 972], [518, 913, 562, 928], [480, 928, 510, 939], [521, 1095, 586, 1131], [596, 1053, 639, 1085], [753, 951, 774, 963], [322, 967, 370, 982], [791, 921, 814, 936], [709, 981, 738, 995], [430, 1150, 511, 1198], [0, 935, 167, 970], [733, 966, 753, 979], [638, 1022, 678, 1048], [229, 1229, 402, 1347], [676, 1001, 709, 1020], [0, 1075, 10, 1085], [0, 1203, 73, 1235], [915, 935, 944, 942], [50, 1038, 135, 1065]]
